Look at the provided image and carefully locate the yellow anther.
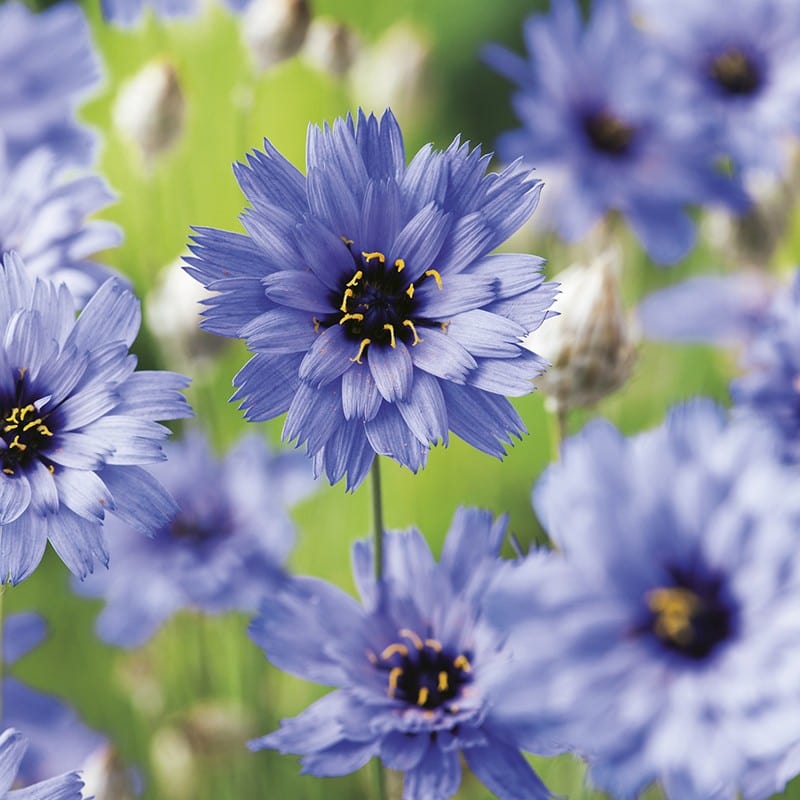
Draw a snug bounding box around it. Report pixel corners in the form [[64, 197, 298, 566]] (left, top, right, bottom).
[[449, 705, 460, 714], [37, 425, 53, 437], [647, 587, 700, 645], [346, 270, 363, 288], [47, 464, 55, 475], [351, 338, 371, 364], [340, 236, 354, 246], [9, 436, 26, 452], [400, 629, 424, 650], [405, 284, 415, 299], [383, 324, 397, 348], [438, 671, 449, 692], [2, 468, 13, 475], [18, 404, 34, 420], [339, 288, 354, 313], [402, 320, 422, 346], [424, 269, 443, 290], [339, 313, 365, 325], [362, 251, 386, 264], [18, 368, 26, 380], [425, 639, 443, 652], [416, 687, 430, 707], [380, 643, 409, 660], [440, 321, 451, 333], [312, 317, 321, 334], [3, 425, 15, 433], [453, 654, 472, 673], [4, 408, 19, 425], [22, 417, 43, 432], [394, 259, 405, 272], [388, 667, 403, 696]]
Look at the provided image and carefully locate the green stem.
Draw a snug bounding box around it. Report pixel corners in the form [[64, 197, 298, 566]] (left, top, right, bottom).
[[0, 583, 5, 721], [549, 404, 569, 461], [371, 457, 384, 581]]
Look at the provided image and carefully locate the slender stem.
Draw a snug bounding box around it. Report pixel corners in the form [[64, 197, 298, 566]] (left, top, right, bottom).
[[371, 457, 384, 581], [0, 583, 5, 721], [549, 404, 570, 461]]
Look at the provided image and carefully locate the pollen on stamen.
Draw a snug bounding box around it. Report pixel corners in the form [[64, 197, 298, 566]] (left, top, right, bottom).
[[351, 338, 371, 364], [380, 643, 409, 660], [438, 671, 449, 691], [339, 288, 354, 313], [402, 319, 422, 345], [405, 284, 415, 299], [400, 628, 424, 649], [394, 258, 405, 272], [313, 317, 321, 333], [340, 313, 365, 325], [340, 236, 354, 246], [453, 654, 472, 673], [388, 666, 403, 696], [346, 270, 363, 288], [416, 687, 430, 707], [383, 323, 397, 348], [424, 269, 443, 290], [362, 251, 386, 264], [425, 638, 442, 651]]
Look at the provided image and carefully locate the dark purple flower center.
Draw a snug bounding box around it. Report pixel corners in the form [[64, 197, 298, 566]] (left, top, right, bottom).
[[169, 515, 219, 542], [582, 109, 637, 157], [371, 628, 472, 712], [709, 49, 762, 96], [1, 373, 55, 477], [317, 242, 444, 364]]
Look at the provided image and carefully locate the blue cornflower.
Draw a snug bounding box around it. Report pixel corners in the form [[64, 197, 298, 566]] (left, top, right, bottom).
[[248, 507, 555, 800], [0, 728, 84, 799], [485, 0, 747, 264], [0, 145, 122, 306], [75, 430, 313, 647], [487, 401, 800, 800], [185, 109, 555, 490], [0, 252, 192, 585], [0, 1, 100, 166], [102, 0, 251, 27], [632, 0, 800, 175]]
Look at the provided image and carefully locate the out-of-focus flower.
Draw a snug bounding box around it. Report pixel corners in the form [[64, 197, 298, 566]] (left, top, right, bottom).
[[524, 249, 636, 413], [488, 401, 800, 799], [81, 743, 140, 800], [349, 24, 431, 123], [249, 507, 556, 800], [632, 0, 800, 175], [0, 728, 84, 799], [113, 60, 186, 167], [0, 144, 122, 306], [0, 1, 100, 166], [185, 109, 555, 490], [240, 0, 311, 71], [75, 431, 312, 647], [486, 0, 747, 264], [102, 0, 253, 27], [0, 252, 192, 585], [302, 18, 360, 78]]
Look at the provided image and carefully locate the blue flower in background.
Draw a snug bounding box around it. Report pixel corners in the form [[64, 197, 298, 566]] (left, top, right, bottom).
[[75, 431, 313, 647], [0, 252, 192, 585], [632, 0, 800, 175], [249, 507, 555, 800], [486, 0, 747, 264], [0, 728, 84, 799], [0, 145, 122, 306], [186, 109, 555, 490], [487, 401, 800, 799], [0, 1, 100, 166], [102, 0, 252, 27]]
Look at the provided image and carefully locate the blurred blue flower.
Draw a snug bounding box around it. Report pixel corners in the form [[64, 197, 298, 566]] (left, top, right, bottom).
[[75, 430, 313, 647], [486, 0, 747, 264], [186, 109, 555, 490], [0, 728, 84, 799], [487, 401, 800, 799], [0, 1, 100, 166], [632, 0, 800, 175], [0, 145, 122, 306], [0, 252, 192, 585], [248, 507, 555, 800], [102, 0, 251, 27]]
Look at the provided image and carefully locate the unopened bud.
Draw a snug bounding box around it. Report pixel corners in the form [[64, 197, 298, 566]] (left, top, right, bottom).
[[524, 249, 637, 413], [241, 0, 311, 71], [302, 18, 360, 77], [113, 59, 185, 167], [81, 744, 139, 800]]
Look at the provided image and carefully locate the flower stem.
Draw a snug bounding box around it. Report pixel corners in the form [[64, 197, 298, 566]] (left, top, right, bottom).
[[550, 404, 569, 461], [371, 457, 385, 581], [0, 584, 5, 720]]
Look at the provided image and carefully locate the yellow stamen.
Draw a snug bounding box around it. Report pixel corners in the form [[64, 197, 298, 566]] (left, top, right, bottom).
[[449, 705, 460, 714], [312, 317, 321, 334], [405, 284, 415, 299], [362, 251, 386, 264], [339, 288, 354, 313], [22, 417, 43, 432], [402, 320, 422, 346], [394, 259, 405, 272], [9, 436, 26, 452], [438, 671, 449, 692], [440, 321, 451, 333], [340, 236, 354, 246], [383, 323, 396, 348], [425, 639, 442, 652], [453, 654, 472, 673], [647, 587, 699, 645], [47, 464, 55, 475], [351, 338, 371, 364], [4, 408, 19, 425], [380, 643, 409, 660], [424, 269, 443, 290], [2, 468, 13, 475], [416, 687, 429, 707], [18, 404, 34, 421], [400, 629, 424, 650], [388, 667, 403, 696], [37, 425, 53, 437], [339, 313, 365, 325], [346, 270, 363, 288]]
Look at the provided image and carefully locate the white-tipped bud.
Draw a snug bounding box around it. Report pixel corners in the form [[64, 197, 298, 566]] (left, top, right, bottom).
[[151, 727, 195, 800], [525, 248, 637, 413], [349, 23, 431, 122], [113, 59, 185, 166], [241, 0, 311, 71], [81, 744, 139, 800], [302, 18, 360, 77]]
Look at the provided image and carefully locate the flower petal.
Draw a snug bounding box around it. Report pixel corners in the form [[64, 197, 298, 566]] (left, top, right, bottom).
[[0, 513, 48, 584], [368, 341, 413, 403]]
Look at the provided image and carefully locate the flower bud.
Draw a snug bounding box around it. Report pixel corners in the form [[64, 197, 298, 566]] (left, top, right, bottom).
[[302, 18, 360, 77], [81, 744, 139, 800], [241, 0, 311, 71], [524, 248, 637, 413]]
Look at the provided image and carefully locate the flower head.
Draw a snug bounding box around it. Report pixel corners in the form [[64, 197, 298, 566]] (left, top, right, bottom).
[[248, 507, 554, 800], [186, 109, 555, 489], [486, 0, 746, 264], [488, 401, 800, 799], [75, 430, 313, 646], [0, 252, 192, 585]]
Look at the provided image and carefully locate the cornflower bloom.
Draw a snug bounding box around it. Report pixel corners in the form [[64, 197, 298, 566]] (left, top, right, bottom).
[[0, 252, 192, 585], [186, 109, 555, 489], [249, 508, 555, 800]]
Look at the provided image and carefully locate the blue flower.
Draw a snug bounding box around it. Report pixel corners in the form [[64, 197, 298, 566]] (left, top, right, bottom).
[[0, 1, 100, 166], [102, 0, 251, 27], [0, 252, 192, 585], [632, 0, 800, 175], [185, 109, 555, 490], [0, 727, 84, 799], [248, 507, 555, 800], [485, 0, 747, 264], [487, 401, 800, 799], [0, 145, 122, 306], [75, 430, 313, 646]]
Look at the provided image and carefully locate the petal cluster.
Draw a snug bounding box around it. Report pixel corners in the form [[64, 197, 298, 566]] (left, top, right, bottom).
[[102, 0, 253, 27]]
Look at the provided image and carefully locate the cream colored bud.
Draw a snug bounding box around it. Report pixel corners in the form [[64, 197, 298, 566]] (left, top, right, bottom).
[[525, 249, 637, 412], [151, 727, 195, 800], [81, 744, 138, 800], [113, 60, 185, 166], [182, 701, 255, 754], [302, 18, 360, 77], [241, 0, 311, 71]]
